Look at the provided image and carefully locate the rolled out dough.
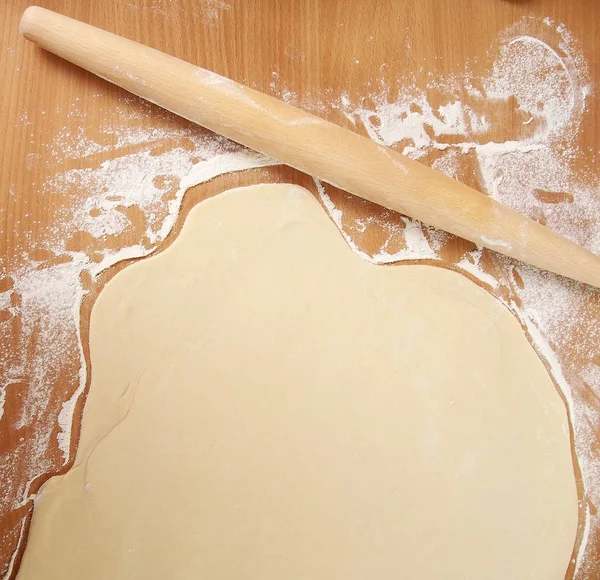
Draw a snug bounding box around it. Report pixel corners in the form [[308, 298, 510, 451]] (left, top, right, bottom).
[[18, 184, 578, 579]]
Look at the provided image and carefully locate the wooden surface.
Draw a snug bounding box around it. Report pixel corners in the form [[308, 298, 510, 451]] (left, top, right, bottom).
[[1, 0, 599, 578]]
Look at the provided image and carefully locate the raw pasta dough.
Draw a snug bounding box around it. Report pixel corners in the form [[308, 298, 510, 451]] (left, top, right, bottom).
[[18, 184, 578, 579]]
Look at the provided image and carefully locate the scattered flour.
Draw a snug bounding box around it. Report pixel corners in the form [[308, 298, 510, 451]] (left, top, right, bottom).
[[1, 13, 599, 580], [125, 0, 230, 22]]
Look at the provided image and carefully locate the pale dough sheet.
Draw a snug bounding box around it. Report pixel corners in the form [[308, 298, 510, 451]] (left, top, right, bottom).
[[18, 184, 578, 579]]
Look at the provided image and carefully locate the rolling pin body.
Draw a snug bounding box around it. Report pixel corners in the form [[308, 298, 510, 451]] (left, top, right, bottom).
[[20, 6, 600, 288]]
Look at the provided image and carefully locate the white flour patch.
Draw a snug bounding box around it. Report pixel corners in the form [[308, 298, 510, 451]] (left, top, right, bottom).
[[457, 250, 500, 289], [313, 179, 373, 264]]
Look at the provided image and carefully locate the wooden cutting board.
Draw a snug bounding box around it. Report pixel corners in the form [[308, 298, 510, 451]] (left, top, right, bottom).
[[1, 1, 599, 577]]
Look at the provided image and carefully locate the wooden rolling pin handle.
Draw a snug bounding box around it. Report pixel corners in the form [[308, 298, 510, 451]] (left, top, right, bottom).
[[20, 6, 600, 288]]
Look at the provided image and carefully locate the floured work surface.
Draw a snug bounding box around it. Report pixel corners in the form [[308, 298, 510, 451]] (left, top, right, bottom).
[[3, 3, 600, 576], [17, 184, 578, 579]]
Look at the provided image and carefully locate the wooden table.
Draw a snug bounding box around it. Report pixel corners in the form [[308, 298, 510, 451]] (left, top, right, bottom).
[[1, 1, 599, 578]]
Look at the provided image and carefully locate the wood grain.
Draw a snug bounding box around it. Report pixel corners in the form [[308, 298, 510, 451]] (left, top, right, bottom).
[[1, 0, 599, 578]]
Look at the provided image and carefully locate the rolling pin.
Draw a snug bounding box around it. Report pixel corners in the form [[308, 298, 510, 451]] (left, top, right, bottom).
[[19, 6, 600, 288]]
